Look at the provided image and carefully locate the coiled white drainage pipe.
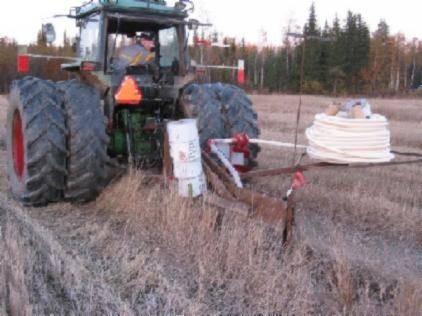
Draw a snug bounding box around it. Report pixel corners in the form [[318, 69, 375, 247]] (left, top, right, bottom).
[[306, 113, 395, 164]]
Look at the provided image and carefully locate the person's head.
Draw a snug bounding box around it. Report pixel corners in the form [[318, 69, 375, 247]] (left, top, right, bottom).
[[138, 33, 155, 52]]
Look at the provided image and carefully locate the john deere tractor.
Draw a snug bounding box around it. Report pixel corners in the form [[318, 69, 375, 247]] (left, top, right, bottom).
[[6, 0, 260, 206]]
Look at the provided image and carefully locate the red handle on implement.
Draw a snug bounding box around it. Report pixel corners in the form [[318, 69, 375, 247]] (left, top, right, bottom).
[[292, 171, 306, 190], [233, 133, 249, 150]]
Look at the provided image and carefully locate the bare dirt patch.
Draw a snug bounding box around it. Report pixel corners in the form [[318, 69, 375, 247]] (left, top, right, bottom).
[[0, 94, 421, 314]]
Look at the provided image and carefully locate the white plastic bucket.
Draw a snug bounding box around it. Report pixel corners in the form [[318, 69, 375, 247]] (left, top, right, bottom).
[[178, 173, 206, 198], [167, 119, 205, 198]]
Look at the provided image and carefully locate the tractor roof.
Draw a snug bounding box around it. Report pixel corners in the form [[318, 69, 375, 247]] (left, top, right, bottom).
[[75, 0, 187, 19]]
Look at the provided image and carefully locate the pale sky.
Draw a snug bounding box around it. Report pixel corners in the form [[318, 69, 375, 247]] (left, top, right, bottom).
[[0, 0, 420, 45]]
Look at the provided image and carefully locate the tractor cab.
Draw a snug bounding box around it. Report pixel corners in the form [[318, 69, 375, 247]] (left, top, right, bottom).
[[61, 0, 194, 89], [54, 0, 205, 131]]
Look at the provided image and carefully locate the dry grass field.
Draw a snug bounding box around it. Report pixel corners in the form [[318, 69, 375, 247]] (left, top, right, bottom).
[[0, 95, 7, 191], [0, 94, 421, 314], [0, 96, 6, 152]]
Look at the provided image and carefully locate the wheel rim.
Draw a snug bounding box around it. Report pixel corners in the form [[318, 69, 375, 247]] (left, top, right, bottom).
[[12, 110, 24, 179]]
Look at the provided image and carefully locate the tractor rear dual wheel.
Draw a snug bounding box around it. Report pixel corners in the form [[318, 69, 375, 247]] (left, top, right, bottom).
[[6, 77, 111, 206], [6, 77, 67, 206], [59, 80, 110, 203], [212, 83, 261, 158], [183, 83, 261, 160], [182, 83, 226, 147]]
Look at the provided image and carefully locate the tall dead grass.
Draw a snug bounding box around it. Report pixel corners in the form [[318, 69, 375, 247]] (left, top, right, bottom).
[[93, 170, 327, 313], [86, 94, 422, 313], [90, 157, 421, 314], [1, 94, 420, 313]]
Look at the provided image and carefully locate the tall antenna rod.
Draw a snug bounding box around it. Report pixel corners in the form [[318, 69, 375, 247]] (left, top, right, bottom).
[[286, 32, 334, 166]]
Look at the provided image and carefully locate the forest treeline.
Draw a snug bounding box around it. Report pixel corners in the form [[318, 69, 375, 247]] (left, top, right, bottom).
[[196, 4, 422, 95], [0, 32, 75, 93], [0, 4, 421, 95]]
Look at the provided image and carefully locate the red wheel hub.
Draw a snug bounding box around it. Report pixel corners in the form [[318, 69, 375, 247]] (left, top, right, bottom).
[[12, 110, 24, 179]]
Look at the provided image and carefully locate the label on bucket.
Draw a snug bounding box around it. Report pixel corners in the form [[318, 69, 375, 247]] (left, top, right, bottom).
[[170, 139, 201, 162]]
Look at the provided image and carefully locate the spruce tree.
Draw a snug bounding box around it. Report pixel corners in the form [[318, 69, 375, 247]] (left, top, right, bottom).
[[328, 15, 345, 94], [302, 2, 322, 92], [370, 20, 393, 93]]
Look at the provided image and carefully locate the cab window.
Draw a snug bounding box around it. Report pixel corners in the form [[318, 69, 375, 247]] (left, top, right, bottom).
[[159, 27, 179, 67], [79, 14, 101, 60]]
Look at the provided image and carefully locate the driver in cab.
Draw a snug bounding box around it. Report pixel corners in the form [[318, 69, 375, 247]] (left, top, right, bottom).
[[114, 32, 155, 71]]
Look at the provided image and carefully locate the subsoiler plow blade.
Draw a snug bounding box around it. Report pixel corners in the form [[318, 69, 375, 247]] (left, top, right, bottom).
[[201, 152, 295, 245]]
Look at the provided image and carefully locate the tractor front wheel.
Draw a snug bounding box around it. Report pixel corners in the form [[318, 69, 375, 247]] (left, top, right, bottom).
[[6, 77, 67, 206]]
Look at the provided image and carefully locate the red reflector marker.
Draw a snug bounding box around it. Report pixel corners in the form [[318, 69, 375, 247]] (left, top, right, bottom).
[[115, 76, 142, 105], [292, 171, 306, 190], [237, 60, 245, 85], [17, 55, 29, 73], [81, 61, 96, 71]]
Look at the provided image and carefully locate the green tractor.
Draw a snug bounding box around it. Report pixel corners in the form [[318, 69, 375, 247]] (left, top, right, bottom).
[[6, 0, 260, 206]]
